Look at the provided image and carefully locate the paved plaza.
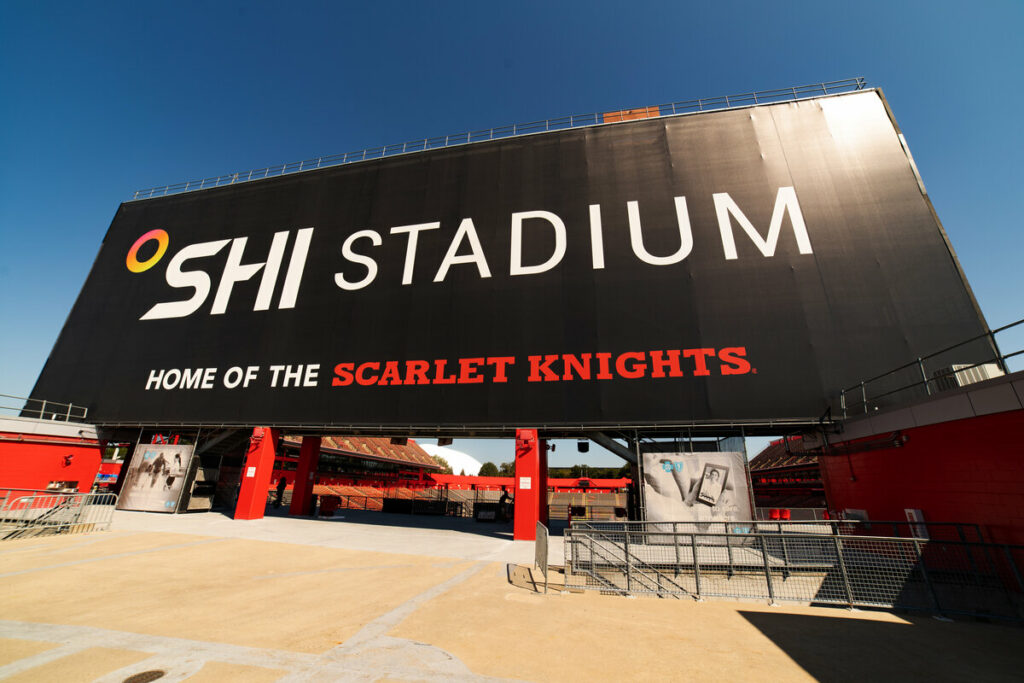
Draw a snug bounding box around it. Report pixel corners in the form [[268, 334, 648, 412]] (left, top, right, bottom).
[[1, 510, 1021, 682]]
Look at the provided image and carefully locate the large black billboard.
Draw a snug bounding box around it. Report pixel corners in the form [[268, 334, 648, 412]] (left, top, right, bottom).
[[31, 90, 993, 430]]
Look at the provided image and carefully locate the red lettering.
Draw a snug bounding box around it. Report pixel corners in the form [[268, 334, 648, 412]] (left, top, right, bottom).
[[332, 362, 355, 386], [650, 350, 683, 378], [719, 347, 751, 375], [684, 348, 716, 376], [562, 353, 592, 380], [487, 356, 515, 383], [404, 360, 431, 385], [595, 353, 614, 379], [433, 359, 457, 384], [528, 355, 560, 382], [378, 361, 402, 385], [355, 362, 380, 386], [615, 351, 647, 379], [458, 357, 485, 384]]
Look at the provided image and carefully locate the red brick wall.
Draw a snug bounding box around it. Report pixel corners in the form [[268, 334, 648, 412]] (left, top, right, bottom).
[[820, 410, 1024, 544], [0, 433, 103, 494]]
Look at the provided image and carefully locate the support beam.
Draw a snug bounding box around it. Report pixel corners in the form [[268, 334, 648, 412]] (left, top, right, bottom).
[[513, 428, 547, 540], [289, 436, 321, 516], [234, 427, 279, 520], [587, 432, 637, 464]]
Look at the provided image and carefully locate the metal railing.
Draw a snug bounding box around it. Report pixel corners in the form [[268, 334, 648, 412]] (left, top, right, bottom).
[[0, 393, 89, 422], [563, 523, 1024, 620], [0, 491, 118, 540], [838, 318, 1023, 417], [571, 519, 987, 543], [131, 78, 867, 200]]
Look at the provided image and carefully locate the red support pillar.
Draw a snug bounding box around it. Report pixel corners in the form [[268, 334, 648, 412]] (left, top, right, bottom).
[[289, 436, 321, 516], [234, 427, 280, 520], [514, 428, 547, 541]]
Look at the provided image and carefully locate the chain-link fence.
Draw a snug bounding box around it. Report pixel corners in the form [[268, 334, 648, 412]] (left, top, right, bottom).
[[0, 491, 118, 540], [563, 522, 1024, 621]]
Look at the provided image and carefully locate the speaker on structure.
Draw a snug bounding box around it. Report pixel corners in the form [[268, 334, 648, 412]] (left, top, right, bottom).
[[438, 438, 453, 446], [390, 437, 408, 446], [577, 440, 590, 453]]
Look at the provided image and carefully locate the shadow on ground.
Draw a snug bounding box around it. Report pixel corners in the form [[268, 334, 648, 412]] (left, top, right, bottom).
[[252, 506, 519, 540], [738, 610, 1023, 682]]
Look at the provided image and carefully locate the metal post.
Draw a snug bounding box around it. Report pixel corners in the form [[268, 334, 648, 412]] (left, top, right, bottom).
[[861, 381, 868, 413], [956, 525, 980, 578], [673, 522, 680, 576], [913, 538, 942, 612], [989, 330, 1009, 374], [1003, 546, 1024, 593], [624, 530, 632, 593], [918, 358, 931, 395], [840, 389, 847, 419], [40, 400, 46, 418], [726, 525, 734, 577], [691, 534, 702, 599], [758, 535, 776, 604], [780, 529, 791, 580], [832, 535, 854, 607]]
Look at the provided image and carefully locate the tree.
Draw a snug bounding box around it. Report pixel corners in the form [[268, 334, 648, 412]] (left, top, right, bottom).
[[478, 462, 499, 477], [431, 455, 453, 474], [459, 469, 466, 476], [498, 461, 515, 477]]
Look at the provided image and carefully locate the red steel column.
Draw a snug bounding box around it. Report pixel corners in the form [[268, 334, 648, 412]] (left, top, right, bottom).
[[234, 427, 280, 520], [514, 428, 543, 541], [539, 438, 549, 526], [289, 436, 321, 516]]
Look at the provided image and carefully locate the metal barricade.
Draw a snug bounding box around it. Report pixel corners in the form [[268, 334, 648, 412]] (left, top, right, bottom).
[[562, 522, 1024, 621], [0, 492, 118, 540]]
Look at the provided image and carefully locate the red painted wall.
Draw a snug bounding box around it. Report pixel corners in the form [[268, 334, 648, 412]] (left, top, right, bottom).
[[820, 410, 1024, 544], [0, 433, 103, 494]]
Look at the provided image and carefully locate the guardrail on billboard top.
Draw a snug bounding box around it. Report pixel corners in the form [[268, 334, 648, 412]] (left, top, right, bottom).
[[131, 78, 867, 200]]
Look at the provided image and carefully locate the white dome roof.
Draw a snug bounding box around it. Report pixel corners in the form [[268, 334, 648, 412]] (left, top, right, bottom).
[[418, 443, 483, 476]]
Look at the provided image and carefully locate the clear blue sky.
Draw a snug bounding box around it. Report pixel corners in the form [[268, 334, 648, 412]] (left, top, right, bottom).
[[2, 1, 1021, 467]]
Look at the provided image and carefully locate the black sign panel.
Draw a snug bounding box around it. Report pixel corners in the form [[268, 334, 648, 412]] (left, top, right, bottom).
[[30, 90, 992, 429]]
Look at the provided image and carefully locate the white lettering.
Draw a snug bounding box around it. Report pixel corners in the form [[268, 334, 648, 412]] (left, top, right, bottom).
[[715, 186, 812, 260], [510, 210, 567, 276], [335, 230, 382, 291], [589, 204, 605, 270], [434, 218, 491, 282], [627, 197, 693, 266], [146, 369, 164, 391], [390, 222, 440, 285], [140, 239, 230, 320], [161, 368, 182, 390], [223, 366, 243, 389], [181, 367, 203, 390], [278, 227, 314, 309]]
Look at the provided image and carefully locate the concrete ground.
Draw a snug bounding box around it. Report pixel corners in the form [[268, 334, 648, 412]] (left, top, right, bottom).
[[0, 510, 1021, 682]]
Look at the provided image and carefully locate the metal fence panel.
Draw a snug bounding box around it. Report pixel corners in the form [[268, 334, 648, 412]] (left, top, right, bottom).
[[562, 523, 1024, 620], [1, 492, 118, 540]]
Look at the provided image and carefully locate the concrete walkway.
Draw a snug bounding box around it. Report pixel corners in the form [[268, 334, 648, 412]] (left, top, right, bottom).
[[0, 511, 1021, 682]]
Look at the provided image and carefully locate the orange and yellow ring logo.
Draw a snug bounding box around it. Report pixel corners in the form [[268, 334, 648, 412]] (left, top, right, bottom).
[[126, 229, 169, 273]]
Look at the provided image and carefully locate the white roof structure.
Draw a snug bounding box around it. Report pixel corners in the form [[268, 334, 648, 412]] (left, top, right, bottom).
[[417, 443, 483, 476]]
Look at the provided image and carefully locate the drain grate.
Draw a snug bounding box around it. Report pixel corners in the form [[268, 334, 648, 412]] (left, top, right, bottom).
[[123, 671, 165, 683]]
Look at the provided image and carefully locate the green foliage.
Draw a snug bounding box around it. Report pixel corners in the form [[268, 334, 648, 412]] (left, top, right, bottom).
[[498, 461, 515, 477], [548, 464, 633, 479], [478, 461, 500, 477], [431, 454, 453, 474]]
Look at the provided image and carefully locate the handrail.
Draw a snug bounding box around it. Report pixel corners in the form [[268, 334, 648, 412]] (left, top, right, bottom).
[[838, 318, 1023, 418], [0, 392, 89, 422], [131, 78, 866, 201]]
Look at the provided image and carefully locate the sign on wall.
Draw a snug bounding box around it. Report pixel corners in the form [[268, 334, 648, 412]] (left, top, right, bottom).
[[640, 452, 752, 523], [31, 90, 993, 429], [116, 444, 195, 513]]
